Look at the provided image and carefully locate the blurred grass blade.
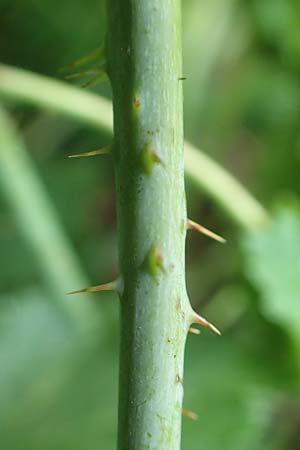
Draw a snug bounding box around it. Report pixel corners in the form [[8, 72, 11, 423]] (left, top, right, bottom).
[[0, 105, 98, 332], [0, 63, 269, 231], [243, 206, 300, 352], [60, 47, 105, 72], [185, 143, 270, 231], [0, 63, 113, 132]]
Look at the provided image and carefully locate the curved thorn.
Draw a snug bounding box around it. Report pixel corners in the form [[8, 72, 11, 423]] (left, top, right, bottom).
[[189, 327, 201, 335], [187, 219, 226, 244], [68, 147, 111, 158], [193, 312, 221, 336], [67, 280, 116, 295], [182, 408, 198, 421]]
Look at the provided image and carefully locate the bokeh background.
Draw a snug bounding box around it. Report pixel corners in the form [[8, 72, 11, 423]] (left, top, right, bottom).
[[1, 0, 300, 449]]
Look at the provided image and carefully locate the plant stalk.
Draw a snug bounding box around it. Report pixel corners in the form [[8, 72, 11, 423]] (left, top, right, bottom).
[[106, 1, 191, 448], [0, 63, 269, 231]]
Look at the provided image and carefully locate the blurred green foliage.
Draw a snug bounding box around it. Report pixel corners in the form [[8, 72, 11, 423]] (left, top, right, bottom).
[[0, 0, 300, 449]]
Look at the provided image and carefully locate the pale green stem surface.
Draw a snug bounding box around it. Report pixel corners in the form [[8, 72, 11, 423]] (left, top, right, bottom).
[[0, 63, 269, 231], [0, 106, 97, 333], [106, 1, 191, 448]]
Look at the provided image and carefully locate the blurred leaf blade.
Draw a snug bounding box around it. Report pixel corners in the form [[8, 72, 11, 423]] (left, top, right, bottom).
[[243, 205, 300, 347], [0, 105, 98, 332], [0, 63, 268, 232]]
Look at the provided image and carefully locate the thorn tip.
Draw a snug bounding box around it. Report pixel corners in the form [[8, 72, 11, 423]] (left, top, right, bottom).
[[187, 219, 226, 244], [68, 147, 111, 158], [182, 408, 198, 421], [193, 312, 221, 336], [67, 281, 115, 295], [59, 47, 105, 73]]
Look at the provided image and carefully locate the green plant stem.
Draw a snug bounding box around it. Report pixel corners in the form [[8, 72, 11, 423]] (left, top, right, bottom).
[[185, 142, 269, 230], [0, 63, 269, 231], [106, 1, 190, 448], [0, 63, 112, 132], [0, 106, 97, 332]]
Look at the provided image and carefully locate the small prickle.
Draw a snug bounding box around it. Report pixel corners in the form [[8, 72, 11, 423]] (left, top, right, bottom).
[[187, 219, 226, 244], [182, 408, 198, 421], [143, 245, 165, 278], [189, 327, 201, 335], [68, 147, 111, 158], [140, 144, 162, 174], [193, 311, 221, 336], [67, 280, 116, 295]]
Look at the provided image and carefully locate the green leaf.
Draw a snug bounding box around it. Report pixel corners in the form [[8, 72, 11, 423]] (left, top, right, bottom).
[[0, 287, 118, 450], [243, 205, 300, 345], [182, 337, 277, 450]]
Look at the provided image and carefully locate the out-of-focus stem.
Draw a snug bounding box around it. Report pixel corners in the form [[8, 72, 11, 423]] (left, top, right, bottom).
[[0, 63, 269, 231]]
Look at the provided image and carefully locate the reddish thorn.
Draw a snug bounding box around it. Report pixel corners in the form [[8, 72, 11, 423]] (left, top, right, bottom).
[[187, 219, 226, 244], [189, 327, 201, 335], [182, 408, 198, 421], [193, 312, 221, 336], [68, 147, 111, 158], [67, 281, 115, 295]]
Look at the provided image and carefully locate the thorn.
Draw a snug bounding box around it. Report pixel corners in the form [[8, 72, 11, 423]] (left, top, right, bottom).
[[140, 144, 163, 174], [178, 76, 187, 81], [60, 47, 105, 72], [68, 147, 111, 158], [189, 327, 201, 335], [182, 408, 198, 421], [144, 245, 165, 278], [187, 219, 226, 244], [176, 374, 183, 384], [64, 69, 100, 80], [133, 97, 140, 108], [67, 280, 116, 295], [81, 70, 108, 88], [193, 312, 221, 336]]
